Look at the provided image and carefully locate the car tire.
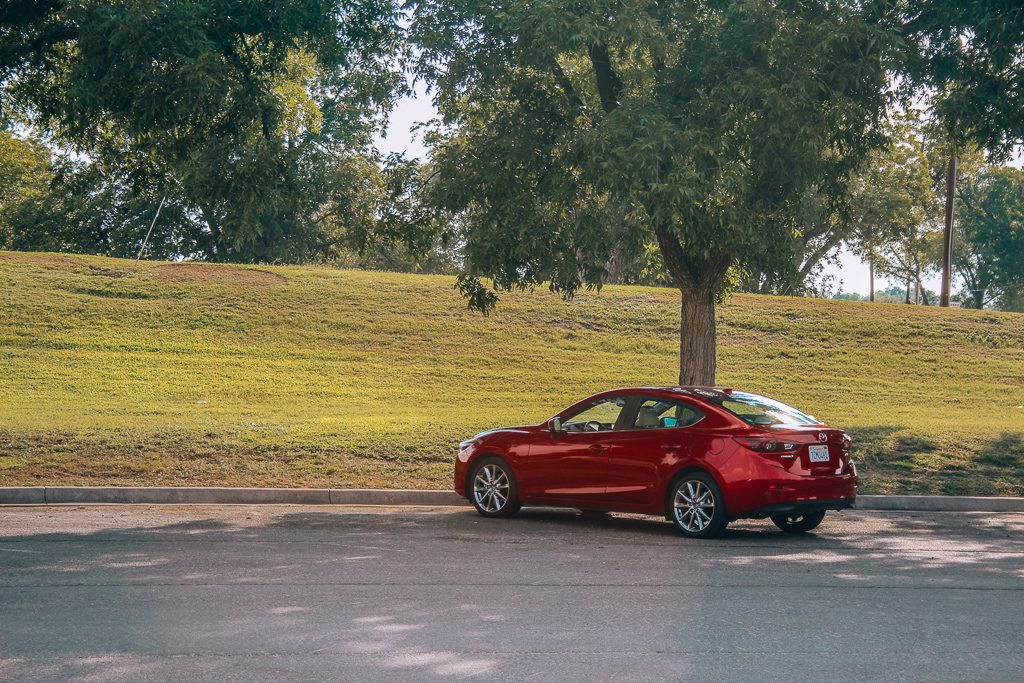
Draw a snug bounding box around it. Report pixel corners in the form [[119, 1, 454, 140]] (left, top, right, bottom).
[[771, 510, 826, 533], [469, 457, 522, 518], [668, 472, 727, 538]]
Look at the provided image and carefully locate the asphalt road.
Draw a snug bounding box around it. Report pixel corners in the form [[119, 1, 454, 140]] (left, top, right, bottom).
[[1, 505, 1022, 682]]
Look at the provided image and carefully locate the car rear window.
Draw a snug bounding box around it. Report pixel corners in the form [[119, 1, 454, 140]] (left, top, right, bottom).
[[697, 390, 820, 427]]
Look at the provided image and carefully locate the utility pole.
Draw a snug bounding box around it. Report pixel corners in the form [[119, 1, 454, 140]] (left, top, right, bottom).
[[940, 155, 957, 306]]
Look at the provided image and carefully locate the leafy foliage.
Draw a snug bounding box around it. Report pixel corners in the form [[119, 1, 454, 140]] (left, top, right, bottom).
[[902, 0, 1024, 158], [956, 166, 1024, 310], [2, 0, 402, 261], [0, 129, 50, 245]]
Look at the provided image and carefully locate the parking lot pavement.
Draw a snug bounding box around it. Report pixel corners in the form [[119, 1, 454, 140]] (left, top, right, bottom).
[[1, 505, 1022, 683]]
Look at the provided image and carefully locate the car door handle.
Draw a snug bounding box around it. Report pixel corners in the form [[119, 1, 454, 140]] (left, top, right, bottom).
[[662, 443, 682, 452], [589, 444, 608, 453]]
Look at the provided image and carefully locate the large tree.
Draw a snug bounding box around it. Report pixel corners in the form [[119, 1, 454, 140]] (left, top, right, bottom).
[[408, 0, 892, 384], [1, 0, 401, 261]]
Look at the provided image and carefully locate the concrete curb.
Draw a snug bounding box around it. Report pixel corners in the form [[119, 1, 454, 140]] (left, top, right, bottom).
[[0, 486, 468, 507], [853, 494, 1024, 513], [0, 487, 46, 505], [0, 487, 1021, 512]]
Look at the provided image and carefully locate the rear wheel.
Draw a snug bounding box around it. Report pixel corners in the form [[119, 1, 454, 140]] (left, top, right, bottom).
[[668, 472, 727, 538], [771, 510, 826, 533], [470, 457, 521, 518]]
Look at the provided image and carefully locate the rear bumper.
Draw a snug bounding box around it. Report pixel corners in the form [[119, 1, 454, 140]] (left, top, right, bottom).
[[727, 462, 858, 518]]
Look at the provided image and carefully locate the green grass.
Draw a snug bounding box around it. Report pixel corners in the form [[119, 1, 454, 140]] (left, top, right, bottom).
[[1, 250, 1023, 495]]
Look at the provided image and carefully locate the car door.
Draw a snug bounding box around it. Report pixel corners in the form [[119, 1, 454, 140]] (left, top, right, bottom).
[[525, 396, 628, 506], [601, 396, 706, 509]]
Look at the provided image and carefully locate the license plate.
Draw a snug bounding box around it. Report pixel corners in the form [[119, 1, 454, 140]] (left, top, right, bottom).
[[808, 445, 830, 462]]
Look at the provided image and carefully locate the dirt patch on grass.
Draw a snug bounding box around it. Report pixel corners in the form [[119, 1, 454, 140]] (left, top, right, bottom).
[[0, 252, 127, 278], [152, 263, 286, 286], [0, 252, 86, 267]]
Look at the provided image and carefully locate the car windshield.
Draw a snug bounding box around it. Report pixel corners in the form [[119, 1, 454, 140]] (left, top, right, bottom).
[[697, 390, 820, 427]]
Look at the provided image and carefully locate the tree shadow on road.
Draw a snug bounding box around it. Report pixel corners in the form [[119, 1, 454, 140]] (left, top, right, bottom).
[[1, 505, 1022, 681]]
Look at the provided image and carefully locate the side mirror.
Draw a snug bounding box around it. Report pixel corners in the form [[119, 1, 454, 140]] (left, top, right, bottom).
[[548, 417, 563, 435]]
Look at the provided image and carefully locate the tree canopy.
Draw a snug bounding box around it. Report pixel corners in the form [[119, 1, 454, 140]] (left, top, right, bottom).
[[407, 0, 893, 383]]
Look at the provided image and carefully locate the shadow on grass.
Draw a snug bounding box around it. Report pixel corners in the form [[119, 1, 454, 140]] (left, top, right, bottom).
[[977, 431, 1024, 468], [847, 425, 1024, 496]]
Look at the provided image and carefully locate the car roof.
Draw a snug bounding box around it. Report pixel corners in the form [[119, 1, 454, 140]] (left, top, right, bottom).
[[606, 386, 732, 396], [590, 386, 740, 403]]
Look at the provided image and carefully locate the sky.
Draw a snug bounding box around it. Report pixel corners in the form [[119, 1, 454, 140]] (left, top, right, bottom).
[[373, 91, 936, 297]]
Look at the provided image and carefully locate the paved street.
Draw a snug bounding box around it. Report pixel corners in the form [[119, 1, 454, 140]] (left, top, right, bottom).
[[1, 504, 1022, 682]]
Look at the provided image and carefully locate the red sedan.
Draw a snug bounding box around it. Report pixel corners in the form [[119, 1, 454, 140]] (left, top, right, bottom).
[[455, 387, 857, 538]]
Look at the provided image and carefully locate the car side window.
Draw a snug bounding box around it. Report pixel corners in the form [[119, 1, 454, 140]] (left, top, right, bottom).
[[562, 397, 626, 432], [632, 398, 704, 430]]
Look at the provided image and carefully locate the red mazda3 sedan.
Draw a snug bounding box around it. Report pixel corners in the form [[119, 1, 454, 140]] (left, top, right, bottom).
[[454, 387, 857, 538]]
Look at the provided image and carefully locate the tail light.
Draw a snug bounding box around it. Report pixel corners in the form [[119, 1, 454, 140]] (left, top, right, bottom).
[[733, 436, 799, 454]]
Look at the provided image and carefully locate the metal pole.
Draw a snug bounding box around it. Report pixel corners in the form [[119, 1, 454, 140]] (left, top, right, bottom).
[[135, 196, 166, 265]]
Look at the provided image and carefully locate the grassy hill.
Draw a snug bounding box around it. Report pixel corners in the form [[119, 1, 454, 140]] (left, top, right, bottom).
[[1, 250, 1022, 495]]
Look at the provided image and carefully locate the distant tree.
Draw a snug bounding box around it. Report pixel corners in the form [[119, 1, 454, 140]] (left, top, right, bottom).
[[406, 0, 893, 384], [4, 152, 208, 259], [1, 0, 401, 262], [0, 129, 50, 246], [848, 113, 941, 304], [833, 292, 868, 302], [955, 166, 1024, 311]]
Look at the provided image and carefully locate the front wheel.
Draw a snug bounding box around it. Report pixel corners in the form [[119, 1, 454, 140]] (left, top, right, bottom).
[[470, 457, 522, 518], [771, 510, 826, 533], [669, 472, 727, 538]]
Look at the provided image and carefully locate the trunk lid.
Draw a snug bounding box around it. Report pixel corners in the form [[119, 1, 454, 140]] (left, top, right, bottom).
[[759, 426, 852, 476]]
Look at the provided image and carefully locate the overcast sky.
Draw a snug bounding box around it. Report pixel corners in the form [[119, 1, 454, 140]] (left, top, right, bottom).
[[373, 91, 938, 296]]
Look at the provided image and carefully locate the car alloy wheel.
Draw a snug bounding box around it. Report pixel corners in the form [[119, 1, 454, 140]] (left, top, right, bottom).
[[470, 458, 521, 518], [669, 473, 726, 538]]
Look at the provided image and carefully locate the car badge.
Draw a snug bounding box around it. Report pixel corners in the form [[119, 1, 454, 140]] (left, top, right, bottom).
[[818, 432, 828, 442]]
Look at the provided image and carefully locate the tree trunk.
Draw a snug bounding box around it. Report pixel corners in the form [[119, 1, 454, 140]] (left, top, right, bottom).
[[652, 222, 730, 387], [914, 262, 921, 304], [940, 155, 957, 306], [905, 277, 911, 304], [868, 253, 875, 302], [604, 248, 624, 284], [678, 286, 717, 386]]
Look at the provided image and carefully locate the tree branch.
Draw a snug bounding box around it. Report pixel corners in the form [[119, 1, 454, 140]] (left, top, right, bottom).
[[588, 43, 623, 113], [549, 58, 585, 113], [653, 222, 731, 293], [798, 232, 844, 282]]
